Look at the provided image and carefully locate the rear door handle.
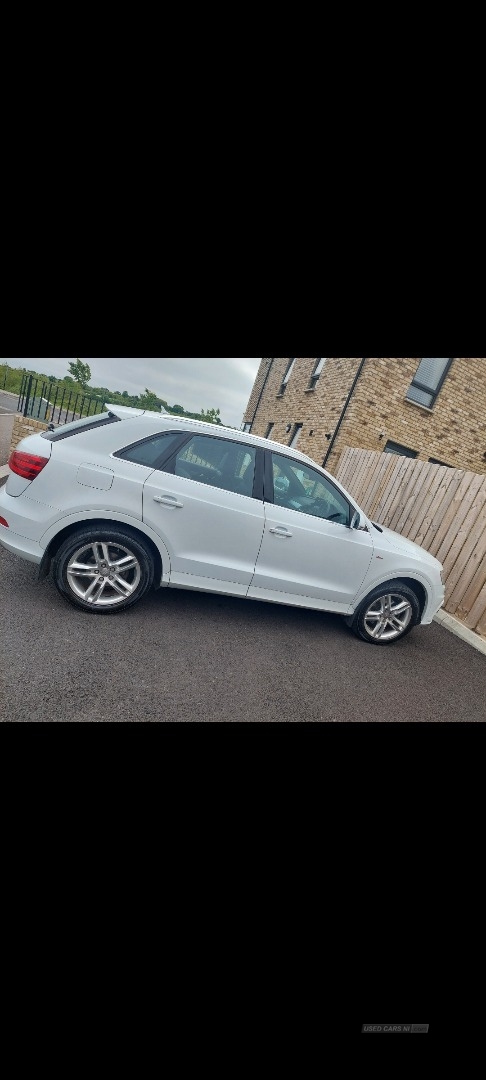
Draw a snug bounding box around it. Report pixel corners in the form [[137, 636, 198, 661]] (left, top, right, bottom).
[[153, 495, 184, 508], [269, 527, 292, 538]]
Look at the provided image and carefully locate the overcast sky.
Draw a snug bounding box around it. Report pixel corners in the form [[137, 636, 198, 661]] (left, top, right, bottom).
[[4, 358, 262, 428]]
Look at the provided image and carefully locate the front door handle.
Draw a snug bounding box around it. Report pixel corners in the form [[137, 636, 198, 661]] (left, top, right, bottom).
[[269, 527, 293, 538], [153, 495, 184, 509]]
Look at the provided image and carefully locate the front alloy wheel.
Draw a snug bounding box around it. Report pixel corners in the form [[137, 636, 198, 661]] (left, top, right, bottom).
[[351, 583, 420, 645], [53, 529, 154, 613]]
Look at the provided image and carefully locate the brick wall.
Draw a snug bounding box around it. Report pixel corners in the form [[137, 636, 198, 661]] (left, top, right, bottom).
[[10, 414, 49, 456], [244, 358, 486, 475]]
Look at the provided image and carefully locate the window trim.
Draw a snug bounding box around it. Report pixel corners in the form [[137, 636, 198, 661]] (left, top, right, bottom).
[[384, 440, 418, 458], [279, 358, 296, 394], [406, 358, 453, 408], [308, 358, 326, 389], [289, 423, 303, 448], [264, 449, 352, 527]]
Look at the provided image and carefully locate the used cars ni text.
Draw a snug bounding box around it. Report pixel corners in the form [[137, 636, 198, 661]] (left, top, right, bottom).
[[0, 406, 445, 644]]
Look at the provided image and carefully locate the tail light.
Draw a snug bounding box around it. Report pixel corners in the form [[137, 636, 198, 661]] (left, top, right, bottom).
[[0, 517, 8, 528], [9, 451, 50, 481]]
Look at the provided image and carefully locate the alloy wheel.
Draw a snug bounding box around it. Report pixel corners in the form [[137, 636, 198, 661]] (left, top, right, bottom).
[[363, 593, 413, 642], [66, 541, 142, 608]]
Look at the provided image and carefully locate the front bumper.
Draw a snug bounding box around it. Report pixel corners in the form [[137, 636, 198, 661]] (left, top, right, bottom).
[[421, 582, 446, 624]]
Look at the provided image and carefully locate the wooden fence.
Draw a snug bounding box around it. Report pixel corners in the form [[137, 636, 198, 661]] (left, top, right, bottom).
[[334, 448, 486, 639]]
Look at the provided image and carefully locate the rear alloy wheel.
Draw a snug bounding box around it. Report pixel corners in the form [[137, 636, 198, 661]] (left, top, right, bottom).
[[53, 529, 154, 614], [350, 583, 420, 645]]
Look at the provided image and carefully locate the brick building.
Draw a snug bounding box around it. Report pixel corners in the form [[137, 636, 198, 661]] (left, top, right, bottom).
[[243, 358, 486, 475]]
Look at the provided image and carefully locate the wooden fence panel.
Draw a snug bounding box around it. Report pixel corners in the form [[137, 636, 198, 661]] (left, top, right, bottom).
[[334, 447, 486, 638]]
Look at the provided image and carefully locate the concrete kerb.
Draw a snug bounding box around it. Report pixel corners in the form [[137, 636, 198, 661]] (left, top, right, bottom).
[[434, 608, 486, 657]]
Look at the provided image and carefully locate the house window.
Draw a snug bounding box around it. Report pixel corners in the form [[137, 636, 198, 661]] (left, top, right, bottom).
[[309, 358, 326, 389], [384, 440, 418, 458], [279, 358, 296, 394], [406, 358, 453, 408], [265, 423, 275, 439], [289, 424, 303, 448], [429, 457, 452, 467], [242, 423, 252, 432]]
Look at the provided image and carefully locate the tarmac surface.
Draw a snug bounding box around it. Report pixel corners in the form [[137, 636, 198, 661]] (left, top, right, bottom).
[[0, 543, 484, 723]]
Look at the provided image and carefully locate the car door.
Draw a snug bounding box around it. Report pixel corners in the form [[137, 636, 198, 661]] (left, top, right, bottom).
[[248, 450, 374, 611], [142, 433, 265, 594]]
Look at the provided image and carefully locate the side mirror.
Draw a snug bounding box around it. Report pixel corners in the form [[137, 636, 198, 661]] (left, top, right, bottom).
[[350, 511, 361, 530]]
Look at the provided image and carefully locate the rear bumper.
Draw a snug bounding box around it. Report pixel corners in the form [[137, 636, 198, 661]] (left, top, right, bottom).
[[0, 527, 43, 564]]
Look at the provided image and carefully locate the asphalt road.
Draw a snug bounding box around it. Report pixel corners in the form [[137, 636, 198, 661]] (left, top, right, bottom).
[[0, 545, 485, 723], [0, 391, 18, 411]]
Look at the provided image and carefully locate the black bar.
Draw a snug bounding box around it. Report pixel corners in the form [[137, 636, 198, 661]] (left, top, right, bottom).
[[23, 374, 33, 418], [58, 388, 66, 424], [17, 374, 26, 413]]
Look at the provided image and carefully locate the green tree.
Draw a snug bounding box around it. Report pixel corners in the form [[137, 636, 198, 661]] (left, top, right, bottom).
[[200, 407, 221, 425], [139, 388, 162, 411], [68, 359, 91, 389]]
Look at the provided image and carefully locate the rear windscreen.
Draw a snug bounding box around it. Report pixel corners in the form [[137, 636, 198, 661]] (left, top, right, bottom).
[[41, 413, 121, 441]]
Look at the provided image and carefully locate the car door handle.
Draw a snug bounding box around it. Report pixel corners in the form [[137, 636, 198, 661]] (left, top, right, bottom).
[[153, 496, 184, 508], [269, 527, 292, 538]]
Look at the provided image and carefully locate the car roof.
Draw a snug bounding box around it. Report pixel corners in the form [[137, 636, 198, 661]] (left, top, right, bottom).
[[104, 403, 323, 471]]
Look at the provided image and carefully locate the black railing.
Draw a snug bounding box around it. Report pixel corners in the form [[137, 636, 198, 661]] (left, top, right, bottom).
[[17, 373, 105, 427]]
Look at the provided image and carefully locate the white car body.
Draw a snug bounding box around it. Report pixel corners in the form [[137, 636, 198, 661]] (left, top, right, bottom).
[[0, 405, 445, 641]]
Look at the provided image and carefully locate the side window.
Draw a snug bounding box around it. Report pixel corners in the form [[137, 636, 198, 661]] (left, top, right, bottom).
[[115, 431, 181, 468], [271, 453, 350, 526], [172, 435, 256, 497]]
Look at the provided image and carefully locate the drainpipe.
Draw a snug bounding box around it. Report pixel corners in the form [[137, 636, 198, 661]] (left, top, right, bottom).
[[322, 357, 367, 469], [248, 357, 275, 430]]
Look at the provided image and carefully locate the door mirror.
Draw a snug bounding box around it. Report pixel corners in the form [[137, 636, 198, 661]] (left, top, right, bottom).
[[350, 511, 361, 530]]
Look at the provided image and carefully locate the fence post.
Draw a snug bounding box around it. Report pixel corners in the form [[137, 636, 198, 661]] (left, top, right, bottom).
[[23, 374, 33, 418]]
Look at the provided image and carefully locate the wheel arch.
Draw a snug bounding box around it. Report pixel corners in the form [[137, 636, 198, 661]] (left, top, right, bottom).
[[351, 577, 427, 625], [39, 518, 163, 588], [395, 578, 427, 622]]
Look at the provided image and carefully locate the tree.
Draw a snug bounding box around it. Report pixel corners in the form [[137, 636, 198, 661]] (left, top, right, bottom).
[[200, 407, 222, 425], [139, 388, 162, 411], [68, 359, 91, 389]]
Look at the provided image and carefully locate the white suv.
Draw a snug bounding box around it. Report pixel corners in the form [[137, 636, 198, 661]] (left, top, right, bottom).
[[0, 405, 445, 644]]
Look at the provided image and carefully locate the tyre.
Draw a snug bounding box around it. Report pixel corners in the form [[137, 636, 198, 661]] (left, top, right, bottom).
[[52, 528, 155, 614], [349, 582, 420, 645]]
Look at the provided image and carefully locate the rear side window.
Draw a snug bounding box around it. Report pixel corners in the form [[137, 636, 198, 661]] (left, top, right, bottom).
[[115, 432, 182, 468], [42, 412, 120, 441], [169, 435, 257, 497]]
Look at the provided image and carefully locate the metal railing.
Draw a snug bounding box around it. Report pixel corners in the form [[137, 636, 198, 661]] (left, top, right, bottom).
[[17, 373, 105, 427]]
